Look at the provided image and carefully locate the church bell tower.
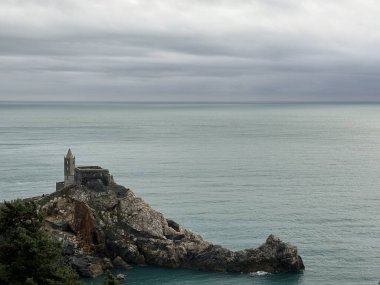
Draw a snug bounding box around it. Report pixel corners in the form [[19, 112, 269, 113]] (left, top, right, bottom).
[[64, 148, 75, 186]]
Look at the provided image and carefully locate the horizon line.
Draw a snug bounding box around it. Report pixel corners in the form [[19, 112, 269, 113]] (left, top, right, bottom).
[[1, 100, 380, 105]]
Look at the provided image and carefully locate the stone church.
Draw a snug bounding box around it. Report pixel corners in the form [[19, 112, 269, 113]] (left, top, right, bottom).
[[56, 149, 112, 192]]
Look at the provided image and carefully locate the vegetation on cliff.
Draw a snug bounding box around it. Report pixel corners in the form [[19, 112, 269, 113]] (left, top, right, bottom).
[[0, 200, 82, 285], [0, 181, 304, 283]]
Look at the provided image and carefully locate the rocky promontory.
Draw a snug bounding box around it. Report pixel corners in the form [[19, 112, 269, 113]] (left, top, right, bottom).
[[35, 182, 304, 277]]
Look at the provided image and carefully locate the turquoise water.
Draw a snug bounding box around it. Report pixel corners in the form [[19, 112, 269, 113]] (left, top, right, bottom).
[[0, 103, 379, 285]]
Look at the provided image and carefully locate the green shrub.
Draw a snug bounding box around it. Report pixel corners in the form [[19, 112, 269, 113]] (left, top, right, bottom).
[[0, 200, 82, 285]]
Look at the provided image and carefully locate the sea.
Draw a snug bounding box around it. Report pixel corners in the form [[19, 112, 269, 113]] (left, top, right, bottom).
[[0, 102, 379, 285]]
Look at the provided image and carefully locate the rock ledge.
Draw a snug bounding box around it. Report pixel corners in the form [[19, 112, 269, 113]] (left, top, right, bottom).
[[36, 183, 304, 277]]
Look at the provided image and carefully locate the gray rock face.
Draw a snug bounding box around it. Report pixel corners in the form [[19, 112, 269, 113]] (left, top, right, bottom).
[[112, 256, 129, 269], [37, 183, 304, 277], [69, 255, 111, 277]]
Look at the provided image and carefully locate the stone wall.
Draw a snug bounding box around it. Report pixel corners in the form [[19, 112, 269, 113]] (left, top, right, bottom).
[[56, 181, 65, 191], [74, 167, 111, 187]]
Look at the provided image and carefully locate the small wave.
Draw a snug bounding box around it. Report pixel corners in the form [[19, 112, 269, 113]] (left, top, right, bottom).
[[249, 271, 271, 277]]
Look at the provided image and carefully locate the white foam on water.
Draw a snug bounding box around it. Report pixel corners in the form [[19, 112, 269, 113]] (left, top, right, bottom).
[[249, 271, 271, 277]]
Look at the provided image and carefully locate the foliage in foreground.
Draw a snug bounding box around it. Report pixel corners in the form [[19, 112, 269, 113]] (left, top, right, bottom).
[[0, 199, 82, 285]]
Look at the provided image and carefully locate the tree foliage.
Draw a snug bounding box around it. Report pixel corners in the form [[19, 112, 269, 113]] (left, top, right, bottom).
[[0, 200, 82, 285]]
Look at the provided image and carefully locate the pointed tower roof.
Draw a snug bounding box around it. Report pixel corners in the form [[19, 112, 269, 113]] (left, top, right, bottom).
[[66, 148, 74, 158]]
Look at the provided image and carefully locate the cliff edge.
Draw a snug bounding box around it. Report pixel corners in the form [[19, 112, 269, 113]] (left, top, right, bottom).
[[35, 182, 304, 277]]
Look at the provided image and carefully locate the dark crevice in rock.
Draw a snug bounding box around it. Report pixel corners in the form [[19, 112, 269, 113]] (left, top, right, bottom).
[[166, 219, 181, 232]]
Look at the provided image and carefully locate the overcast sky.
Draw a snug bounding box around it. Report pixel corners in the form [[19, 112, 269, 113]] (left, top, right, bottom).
[[1, 0, 380, 102]]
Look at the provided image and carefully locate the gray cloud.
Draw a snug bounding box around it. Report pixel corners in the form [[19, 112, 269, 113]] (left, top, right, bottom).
[[1, 0, 380, 102]]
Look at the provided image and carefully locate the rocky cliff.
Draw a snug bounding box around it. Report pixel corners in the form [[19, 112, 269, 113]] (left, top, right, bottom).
[[35, 182, 304, 277]]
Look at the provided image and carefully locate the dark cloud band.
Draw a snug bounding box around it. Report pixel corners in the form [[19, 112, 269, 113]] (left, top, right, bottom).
[[0, 0, 379, 102]]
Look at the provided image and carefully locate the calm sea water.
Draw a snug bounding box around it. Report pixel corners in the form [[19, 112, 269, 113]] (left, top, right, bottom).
[[0, 102, 379, 285]]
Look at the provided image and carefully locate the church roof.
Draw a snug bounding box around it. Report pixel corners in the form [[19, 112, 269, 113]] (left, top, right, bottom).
[[66, 148, 74, 158]]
